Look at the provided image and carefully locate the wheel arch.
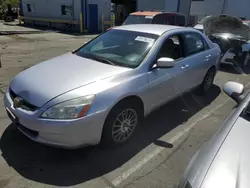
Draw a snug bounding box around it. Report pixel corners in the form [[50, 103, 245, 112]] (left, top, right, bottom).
[[107, 95, 145, 119], [100, 95, 145, 145]]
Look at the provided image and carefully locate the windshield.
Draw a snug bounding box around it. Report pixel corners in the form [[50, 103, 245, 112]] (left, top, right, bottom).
[[123, 15, 152, 25], [74, 29, 159, 68]]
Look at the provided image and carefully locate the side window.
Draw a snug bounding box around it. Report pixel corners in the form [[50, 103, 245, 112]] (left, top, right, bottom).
[[61, 4, 73, 16], [27, 4, 32, 12], [183, 33, 206, 56], [157, 35, 183, 60]]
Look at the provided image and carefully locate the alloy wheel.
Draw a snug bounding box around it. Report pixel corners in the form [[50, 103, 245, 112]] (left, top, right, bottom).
[[112, 108, 138, 143]]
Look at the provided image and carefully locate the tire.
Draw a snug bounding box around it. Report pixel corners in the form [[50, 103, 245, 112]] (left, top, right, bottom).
[[197, 68, 216, 95], [101, 101, 142, 147]]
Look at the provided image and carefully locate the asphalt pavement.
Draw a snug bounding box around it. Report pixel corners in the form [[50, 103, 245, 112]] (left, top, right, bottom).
[[1, 26, 250, 188]]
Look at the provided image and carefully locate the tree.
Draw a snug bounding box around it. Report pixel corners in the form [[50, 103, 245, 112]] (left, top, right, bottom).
[[0, 0, 19, 8]]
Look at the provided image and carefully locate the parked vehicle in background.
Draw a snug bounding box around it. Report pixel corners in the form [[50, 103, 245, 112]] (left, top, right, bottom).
[[193, 15, 212, 33], [123, 11, 186, 26], [4, 24, 220, 149], [195, 14, 250, 68], [243, 20, 250, 28], [178, 81, 250, 188], [107, 11, 186, 30]]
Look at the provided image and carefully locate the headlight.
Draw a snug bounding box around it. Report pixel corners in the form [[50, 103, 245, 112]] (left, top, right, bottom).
[[41, 95, 95, 119]]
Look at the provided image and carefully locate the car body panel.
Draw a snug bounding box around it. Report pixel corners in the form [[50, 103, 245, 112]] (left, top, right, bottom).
[[194, 24, 204, 33], [178, 92, 250, 188], [10, 52, 131, 107], [113, 24, 182, 35], [4, 25, 221, 148], [202, 15, 250, 39], [202, 116, 250, 188]]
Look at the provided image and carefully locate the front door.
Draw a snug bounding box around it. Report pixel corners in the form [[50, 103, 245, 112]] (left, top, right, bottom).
[[147, 34, 188, 111]]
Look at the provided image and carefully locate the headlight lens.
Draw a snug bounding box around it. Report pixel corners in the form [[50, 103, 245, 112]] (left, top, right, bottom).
[[41, 95, 95, 119]]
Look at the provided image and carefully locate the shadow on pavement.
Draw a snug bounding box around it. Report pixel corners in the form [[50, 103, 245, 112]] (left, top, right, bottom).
[[0, 85, 221, 186], [241, 63, 250, 74], [219, 64, 241, 74]]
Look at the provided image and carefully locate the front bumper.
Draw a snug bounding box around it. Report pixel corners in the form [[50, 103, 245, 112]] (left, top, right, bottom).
[[4, 91, 108, 149]]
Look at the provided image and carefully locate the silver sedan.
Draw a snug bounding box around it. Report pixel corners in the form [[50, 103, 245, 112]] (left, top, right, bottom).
[[4, 24, 221, 149], [178, 81, 250, 188]]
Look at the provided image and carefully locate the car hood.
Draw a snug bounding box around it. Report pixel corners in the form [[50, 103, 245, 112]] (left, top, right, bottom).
[[10, 53, 131, 107], [201, 117, 250, 188], [203, 15, 250, 39], [194, 24, 204, 30]]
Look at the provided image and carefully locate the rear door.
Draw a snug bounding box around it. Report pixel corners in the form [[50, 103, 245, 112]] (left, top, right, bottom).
[[181, 32, 212, 89]]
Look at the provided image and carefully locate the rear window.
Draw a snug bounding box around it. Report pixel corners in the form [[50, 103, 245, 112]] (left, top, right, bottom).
[[176, 15, 185, 26], [165, 15, 175, 25], [123, 15, 152, 25]]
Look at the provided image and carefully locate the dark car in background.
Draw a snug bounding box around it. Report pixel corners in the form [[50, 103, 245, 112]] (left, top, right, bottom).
[[195, 14, 250, 68], [107, 11, 186, 30], [123, 11, 186, 26]]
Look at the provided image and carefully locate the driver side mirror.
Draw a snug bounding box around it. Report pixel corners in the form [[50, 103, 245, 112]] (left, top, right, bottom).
[[223, 81, 244, 103], [156, 57, 175, 69]]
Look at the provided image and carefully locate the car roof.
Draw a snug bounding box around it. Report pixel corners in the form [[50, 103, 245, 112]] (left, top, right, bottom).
[[130, 11, 185, 17], [113, 24, 193, 35]]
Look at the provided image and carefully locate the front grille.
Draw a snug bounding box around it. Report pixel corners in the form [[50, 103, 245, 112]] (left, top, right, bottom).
[[17, 124, 39, 138], [9, 88, 38, 111]]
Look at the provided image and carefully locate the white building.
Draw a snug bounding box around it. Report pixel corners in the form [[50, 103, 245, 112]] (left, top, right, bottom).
[[19, 0, 192, 33], [191, 0, 250, 23], [20, 0, 111, 33]]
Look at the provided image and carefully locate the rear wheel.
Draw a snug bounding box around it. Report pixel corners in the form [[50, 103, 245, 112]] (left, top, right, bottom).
[[101, 101, 142, 147], [197, 68, 216, 95]]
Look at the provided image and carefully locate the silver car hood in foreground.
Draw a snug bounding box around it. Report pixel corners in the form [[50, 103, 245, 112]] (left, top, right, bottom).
[[10, 53, 131, 107], [201, 116, 250, 188]]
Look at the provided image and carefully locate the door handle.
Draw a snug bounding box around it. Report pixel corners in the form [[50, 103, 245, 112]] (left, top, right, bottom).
[[181, 64, 190, 70], [205, 55, 211, 61]]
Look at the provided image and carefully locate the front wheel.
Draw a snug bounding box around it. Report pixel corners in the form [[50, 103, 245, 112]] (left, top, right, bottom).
[[197, 68, 216, 95], [101, 102, 142, 147]]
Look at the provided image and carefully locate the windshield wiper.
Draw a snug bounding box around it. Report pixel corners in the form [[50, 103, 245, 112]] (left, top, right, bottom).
[[82, 54, 117, 66], [93, 56, 116, 66]]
